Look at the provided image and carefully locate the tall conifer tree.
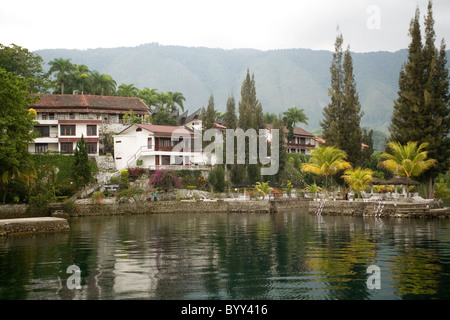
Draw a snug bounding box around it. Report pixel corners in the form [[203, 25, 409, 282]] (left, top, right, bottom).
[[321, 28, 363, 166], [390, 1, 450, 197]]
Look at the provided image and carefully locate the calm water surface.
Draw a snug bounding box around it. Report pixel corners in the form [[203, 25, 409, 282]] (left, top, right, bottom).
[[1, 209, 450, 300]]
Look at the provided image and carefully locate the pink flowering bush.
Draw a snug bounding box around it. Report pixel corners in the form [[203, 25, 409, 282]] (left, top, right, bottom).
[[150, 169, 181, 191]]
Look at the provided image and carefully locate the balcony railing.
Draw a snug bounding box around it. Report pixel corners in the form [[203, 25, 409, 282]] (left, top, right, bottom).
[[147, 164, 211, 171]]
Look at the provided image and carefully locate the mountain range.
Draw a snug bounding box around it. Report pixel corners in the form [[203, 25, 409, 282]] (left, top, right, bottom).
[[34, 43, 450, 134]]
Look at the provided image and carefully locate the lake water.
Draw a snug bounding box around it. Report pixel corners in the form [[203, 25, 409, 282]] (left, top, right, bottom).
[[1, 209, 450, 300]]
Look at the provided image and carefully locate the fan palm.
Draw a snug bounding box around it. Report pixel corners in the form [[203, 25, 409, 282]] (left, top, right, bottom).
[[342, 167, 373, 198], [301, 146, 351, 193], [379, 141, 436, 197]]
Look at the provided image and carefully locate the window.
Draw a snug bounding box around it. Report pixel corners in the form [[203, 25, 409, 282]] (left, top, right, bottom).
[[35, 144, 48, 154], [61, 125, 75, 136], [87, 125, 97, 136], [60, 142, 73, 154], [87, 142, 97, 154], [49, 113, 55, 120], [35, 126, 50, 137], [159, 138, 173, 147], [148, 137, 153, 150], [41, 113, 48, 120]]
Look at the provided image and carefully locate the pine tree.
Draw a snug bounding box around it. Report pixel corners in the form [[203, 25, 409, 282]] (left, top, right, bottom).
[[389, 7, 424, 144], [390, 2, 450, 197], [321, 28, 363, 166], [224, 95, 237, 130], [204, 94, 216, 131]]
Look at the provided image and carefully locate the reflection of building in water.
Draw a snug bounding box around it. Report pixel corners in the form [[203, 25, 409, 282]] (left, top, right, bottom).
[[112, 245, 159, 299]]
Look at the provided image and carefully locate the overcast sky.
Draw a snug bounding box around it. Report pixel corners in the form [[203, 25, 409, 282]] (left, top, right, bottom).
[[1, 0, 449, 53]]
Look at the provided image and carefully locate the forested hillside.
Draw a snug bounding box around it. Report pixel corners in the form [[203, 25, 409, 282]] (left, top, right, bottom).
[[35, 44, 449, 132]]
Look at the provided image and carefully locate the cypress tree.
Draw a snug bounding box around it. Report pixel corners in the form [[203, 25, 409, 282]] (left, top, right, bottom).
[[321, 28, 363, 166], [204, 94, 216, 131], [224, 95, 237, 130], [73, 135, 92, 187]]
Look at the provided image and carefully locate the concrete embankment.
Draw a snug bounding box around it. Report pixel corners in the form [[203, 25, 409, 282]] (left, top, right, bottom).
[[0, 217, 69, 236], [51, 198, 310, 217], [309, 199, 450, 218]]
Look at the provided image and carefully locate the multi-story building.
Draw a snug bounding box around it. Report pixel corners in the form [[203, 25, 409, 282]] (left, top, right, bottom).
[[114, 123, 206, 171], [28, 94, 150, 155], [265, 124, 318, 155]]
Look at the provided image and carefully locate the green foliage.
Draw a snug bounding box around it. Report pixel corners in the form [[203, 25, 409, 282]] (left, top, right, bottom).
[[207, 165, 226, 193], [321, 29, 363, 166], [380, 141, 436, 180], [115, 188, 143, 204], [26, 192, 52, 216], [73, 135, 94, 187], [301, 145, 352, 191], [0, 43, 50, 93], [31, 154, 78, 198], [390, 3, 450, 197], [341, 167, 374, 197], [152, 110, 178, 126], [282, 107, 308, 141], [0, 68, 40, 203], [120, 169, 129, 189], [254, 181, 273, 199]]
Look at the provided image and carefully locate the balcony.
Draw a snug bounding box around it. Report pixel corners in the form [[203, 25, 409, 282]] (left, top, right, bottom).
[[147, 164, 211, 171]]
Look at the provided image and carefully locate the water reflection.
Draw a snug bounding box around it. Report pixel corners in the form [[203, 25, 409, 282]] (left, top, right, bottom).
[[1, 210, 450, 300]]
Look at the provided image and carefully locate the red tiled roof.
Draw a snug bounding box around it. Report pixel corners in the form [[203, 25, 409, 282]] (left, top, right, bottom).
[[30, 94, 150, 114], [265, 123, 315, 137], [135, 124, 194, 136]]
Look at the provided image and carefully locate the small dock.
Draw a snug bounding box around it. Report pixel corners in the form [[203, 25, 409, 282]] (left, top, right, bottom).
[[0, 217, 69, 236]]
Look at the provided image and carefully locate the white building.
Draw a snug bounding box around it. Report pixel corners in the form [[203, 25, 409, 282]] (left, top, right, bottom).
[[28, 94, 150, 155], [114, 124, 206, 171]]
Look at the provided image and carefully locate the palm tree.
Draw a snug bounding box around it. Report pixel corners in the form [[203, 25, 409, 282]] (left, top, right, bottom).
[[89, 71, 117, 95], [168, 91, 186, 112], [342, 167, 373, 198], [117, 83, 138, 97], [379, 141, 436, 197], [282, 107, 309, 141], [68, 64, 90, 94], [254, 181, 273, 199], [48, 58, 74, 94], [137, 88, 159, 106], [301, 146, 352, 194], [1, 162, 36, 204]]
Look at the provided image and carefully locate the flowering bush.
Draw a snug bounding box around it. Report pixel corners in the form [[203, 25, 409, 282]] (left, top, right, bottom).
[[115, 188, 143, 203], [150, 169, 181, 191], [128, 167, 147, 181], [273, 189, 283, 198]]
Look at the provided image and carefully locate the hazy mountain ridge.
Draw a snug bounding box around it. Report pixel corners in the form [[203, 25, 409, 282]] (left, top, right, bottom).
[[35, 43, 449, 132]]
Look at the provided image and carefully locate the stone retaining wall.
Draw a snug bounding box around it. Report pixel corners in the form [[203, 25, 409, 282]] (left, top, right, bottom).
[[308, 199, 450, 218], [0, 217, 70, 236], [0, 204, 49, 220], [52, 199, 278, 217]]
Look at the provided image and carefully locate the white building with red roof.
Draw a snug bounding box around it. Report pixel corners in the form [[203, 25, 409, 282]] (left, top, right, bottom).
[[114, 123, 206, 171], [28, 94, 150, 155]]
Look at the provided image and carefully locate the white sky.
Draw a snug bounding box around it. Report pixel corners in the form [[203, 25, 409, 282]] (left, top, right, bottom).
[[1, 0, 450, 52]]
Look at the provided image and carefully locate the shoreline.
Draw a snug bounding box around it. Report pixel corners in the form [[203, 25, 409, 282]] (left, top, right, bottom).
[[1, 198, 449, 236]]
